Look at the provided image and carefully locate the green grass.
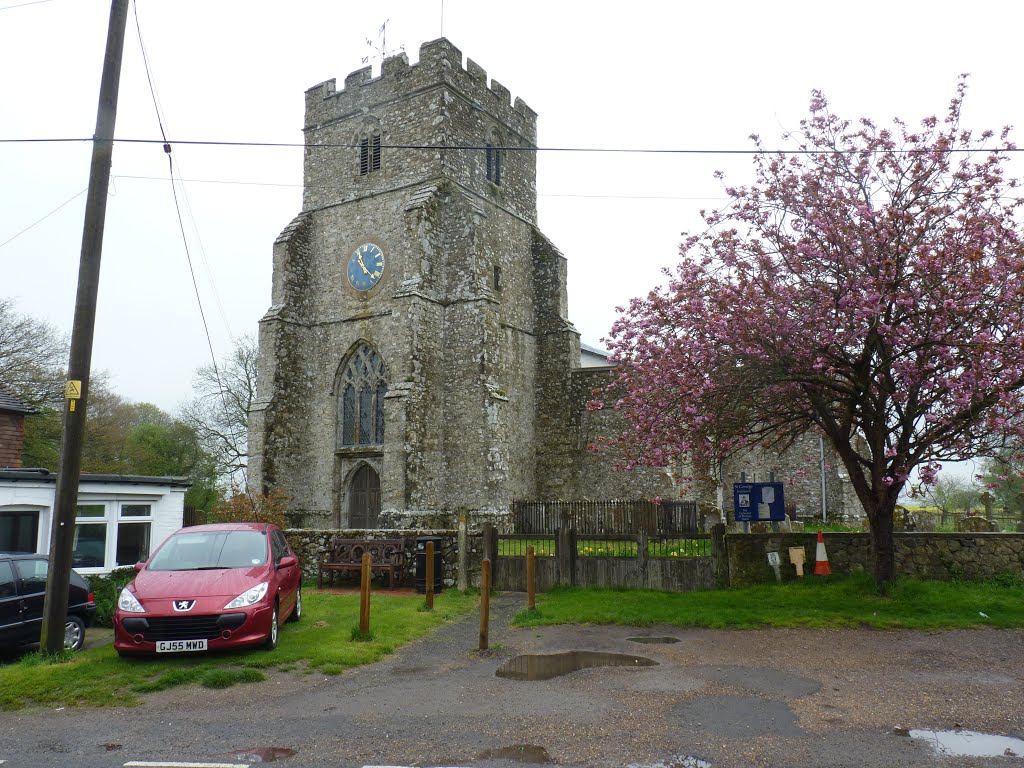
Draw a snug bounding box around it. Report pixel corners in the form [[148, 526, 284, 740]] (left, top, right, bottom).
[[498, 537, 711, 558], [0, 589, 476, 711], [511, 574, 1024, 630], [499, 538, 556, 556]]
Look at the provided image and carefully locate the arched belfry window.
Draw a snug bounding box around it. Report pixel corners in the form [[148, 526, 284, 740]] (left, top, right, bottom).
[[354, 119, 382, 177], [485, 130, 503, 185], [337, 344, 387, 447], [360, 131, 381, 174]]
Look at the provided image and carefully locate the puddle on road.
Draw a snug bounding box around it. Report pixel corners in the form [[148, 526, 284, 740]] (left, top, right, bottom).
[[627, 757, 711, 768], [496, 651, 657, 681], [477, 744, 552, 763], [627, 636, 680, 645], [902, 729, 1024, 758], [219, 746, 297, 763]]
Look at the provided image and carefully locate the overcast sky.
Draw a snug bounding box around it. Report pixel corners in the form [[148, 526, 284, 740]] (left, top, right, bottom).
[[2, 0, 1022, 457]]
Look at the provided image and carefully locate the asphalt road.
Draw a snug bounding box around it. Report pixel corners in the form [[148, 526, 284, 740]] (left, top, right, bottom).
[[2, 594, 1023, 768]]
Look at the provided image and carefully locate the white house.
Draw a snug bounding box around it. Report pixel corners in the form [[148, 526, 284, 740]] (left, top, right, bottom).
[[0, 469, 188, 575]]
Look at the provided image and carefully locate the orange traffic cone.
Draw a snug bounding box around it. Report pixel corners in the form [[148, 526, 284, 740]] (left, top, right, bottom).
[[813, 529, 831, 576]]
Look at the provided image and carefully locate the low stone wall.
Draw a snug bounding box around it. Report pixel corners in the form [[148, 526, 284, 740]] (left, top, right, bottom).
[[727, 532, 1024, 586], [285, 528, 1024, 591], [284, 528, 488, 588]]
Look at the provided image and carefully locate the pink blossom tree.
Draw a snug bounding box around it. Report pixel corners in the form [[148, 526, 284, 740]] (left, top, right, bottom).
[[599, 79, 1024, 588]]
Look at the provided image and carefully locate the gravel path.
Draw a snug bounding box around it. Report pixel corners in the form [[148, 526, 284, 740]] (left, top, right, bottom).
[[2, 593, 1023, 768]]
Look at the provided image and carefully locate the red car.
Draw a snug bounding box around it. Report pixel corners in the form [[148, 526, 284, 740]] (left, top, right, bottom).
[[114, 522, 301, 656]]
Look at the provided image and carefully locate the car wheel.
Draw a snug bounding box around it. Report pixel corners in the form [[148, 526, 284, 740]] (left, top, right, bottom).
[[64, 615, 86, 651], [263, 603, 279, 650], [287, 586, 302, 623]]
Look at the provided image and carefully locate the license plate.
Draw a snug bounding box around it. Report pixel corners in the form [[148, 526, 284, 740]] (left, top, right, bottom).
[[156, 639, 208, 653]]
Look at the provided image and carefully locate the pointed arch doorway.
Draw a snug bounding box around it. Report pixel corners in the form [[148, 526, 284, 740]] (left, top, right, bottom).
[[349, 464, 381, 528]]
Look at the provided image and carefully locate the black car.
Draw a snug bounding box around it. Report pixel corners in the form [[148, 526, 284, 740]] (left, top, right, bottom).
[[0, 553, 96, 651]]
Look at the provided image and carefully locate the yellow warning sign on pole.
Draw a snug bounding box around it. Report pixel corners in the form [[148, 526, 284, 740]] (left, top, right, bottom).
[[64, 380, 82, 400]]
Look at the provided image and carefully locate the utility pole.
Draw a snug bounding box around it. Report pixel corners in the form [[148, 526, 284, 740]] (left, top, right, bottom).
[[40, 0, 129, 654]]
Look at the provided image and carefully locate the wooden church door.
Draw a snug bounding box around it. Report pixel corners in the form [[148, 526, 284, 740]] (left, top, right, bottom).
[[349, 464, 380, 528]]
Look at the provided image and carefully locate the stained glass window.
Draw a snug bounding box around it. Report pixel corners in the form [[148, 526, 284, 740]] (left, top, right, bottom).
[[337, 345, 387, 447]]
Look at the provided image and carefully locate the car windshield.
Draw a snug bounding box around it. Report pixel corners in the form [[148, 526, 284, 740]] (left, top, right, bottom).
[[147, 530, 268, 571]]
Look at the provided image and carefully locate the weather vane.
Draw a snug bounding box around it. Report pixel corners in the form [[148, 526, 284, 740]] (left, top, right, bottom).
[[361, 19, 405, 66]]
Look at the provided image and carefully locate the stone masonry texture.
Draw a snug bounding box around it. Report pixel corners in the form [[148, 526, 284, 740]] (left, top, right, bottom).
[[726, 531, 1024, 586]]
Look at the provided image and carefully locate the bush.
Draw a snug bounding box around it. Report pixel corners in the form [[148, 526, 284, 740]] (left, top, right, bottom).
[[209, 487, 289, 529], [88, 567, 137, 628]]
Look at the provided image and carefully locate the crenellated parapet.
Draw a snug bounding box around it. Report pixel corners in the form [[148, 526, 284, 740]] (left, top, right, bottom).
[[304, 38, 537, 143]]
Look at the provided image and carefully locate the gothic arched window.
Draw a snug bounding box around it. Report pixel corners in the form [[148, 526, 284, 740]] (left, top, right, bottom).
[[337, 345, 387, 447]]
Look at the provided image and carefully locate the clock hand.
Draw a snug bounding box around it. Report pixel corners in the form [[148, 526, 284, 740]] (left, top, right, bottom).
[[357, 254, 370, 275]]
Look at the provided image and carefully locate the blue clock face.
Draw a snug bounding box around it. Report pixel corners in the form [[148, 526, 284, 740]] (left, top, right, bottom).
[[347, 243, 386, 292]]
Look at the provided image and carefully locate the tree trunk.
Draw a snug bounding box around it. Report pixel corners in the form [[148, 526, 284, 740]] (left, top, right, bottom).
[[866, 502, 896, 592]]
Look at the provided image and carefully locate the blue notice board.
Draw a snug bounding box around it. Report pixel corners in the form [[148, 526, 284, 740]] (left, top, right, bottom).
[[733, 482, 786, 522]]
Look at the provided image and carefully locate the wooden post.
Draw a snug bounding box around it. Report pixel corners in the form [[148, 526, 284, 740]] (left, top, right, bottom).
[[483, 523, 498, 563], [526, 545, 536, 610], [710, 523, 729, 588], [457, 513, 468, 591], [637, 530, 649, 586], [479, 557, 491, 650], [359, 552, 371, 636], [557, 514, 576, 587], [425, 540, 435, 610]]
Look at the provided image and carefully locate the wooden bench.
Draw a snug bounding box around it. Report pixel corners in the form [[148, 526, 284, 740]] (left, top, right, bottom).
[[318, 538, 407, 589]]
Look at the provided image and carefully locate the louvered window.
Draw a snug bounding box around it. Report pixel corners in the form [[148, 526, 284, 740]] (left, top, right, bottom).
[[359, 132, 381, 176], [337, 345, 387, 447]]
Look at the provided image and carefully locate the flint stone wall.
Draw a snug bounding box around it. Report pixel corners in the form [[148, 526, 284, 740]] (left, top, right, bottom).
[[286, 527, 487, 587], [722, 432, 853, 522], [727, 531, 1024, 586]]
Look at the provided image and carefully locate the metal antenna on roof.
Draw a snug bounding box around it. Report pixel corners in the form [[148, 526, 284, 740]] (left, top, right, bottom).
[[361, 19, 404, 67]]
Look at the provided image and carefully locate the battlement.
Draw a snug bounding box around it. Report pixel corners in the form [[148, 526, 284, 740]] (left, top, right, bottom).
[[304, 38, 537, 138]]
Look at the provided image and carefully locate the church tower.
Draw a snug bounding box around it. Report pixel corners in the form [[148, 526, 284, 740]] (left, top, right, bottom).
[[249, 39, 584, 528]]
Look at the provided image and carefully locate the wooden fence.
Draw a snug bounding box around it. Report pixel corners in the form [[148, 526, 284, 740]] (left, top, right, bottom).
[[486, 525, 720, 593], [512, 499, 699, 535], [182, 505, 206, 527]]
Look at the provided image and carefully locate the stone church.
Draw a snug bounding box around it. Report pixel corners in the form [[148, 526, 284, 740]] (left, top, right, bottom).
[[248, 39, 676, 529], [248, 38, 854, 529]]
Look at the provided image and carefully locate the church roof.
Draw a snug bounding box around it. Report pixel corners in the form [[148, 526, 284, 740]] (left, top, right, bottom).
[[580, 342, 610, 359]]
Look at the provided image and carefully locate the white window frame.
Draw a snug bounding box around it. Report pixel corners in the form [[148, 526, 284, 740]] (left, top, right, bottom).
[[71, 498, 157, 572], [114, 503, 153, 568]]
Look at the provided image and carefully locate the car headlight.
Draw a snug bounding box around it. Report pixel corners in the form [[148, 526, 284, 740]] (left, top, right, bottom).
[[117, 588, 145, 613], [224, 582, 269, 610]]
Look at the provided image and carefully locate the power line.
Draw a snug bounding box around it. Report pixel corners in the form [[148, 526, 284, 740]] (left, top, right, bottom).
[[109, 172, 728, 201], [131, 0, 251, 497], [0, 187, 87, 250], [3, 136, 1022, 155], [0, 0, 56, 11], [131, 0, 234, 340], [131, 0, 220, 381], [114, 173, 302, 188]]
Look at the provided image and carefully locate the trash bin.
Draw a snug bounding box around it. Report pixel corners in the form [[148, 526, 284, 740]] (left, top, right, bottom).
[[415, 536, 444, 594]]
